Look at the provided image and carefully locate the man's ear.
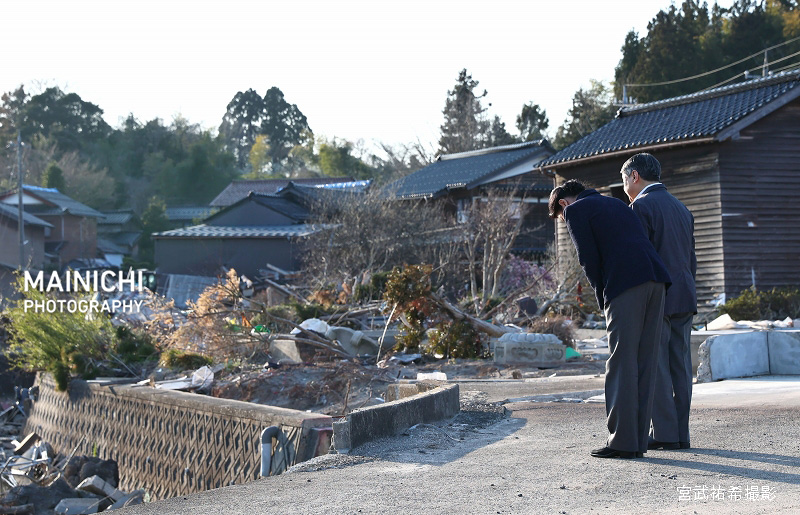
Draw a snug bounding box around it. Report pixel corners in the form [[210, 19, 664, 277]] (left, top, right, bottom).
[[559, 198, 568, 210], [631, 170, 639, 182]]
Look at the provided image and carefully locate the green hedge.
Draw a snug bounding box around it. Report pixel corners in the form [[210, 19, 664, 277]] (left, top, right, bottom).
[[719, 287, 800, 321]]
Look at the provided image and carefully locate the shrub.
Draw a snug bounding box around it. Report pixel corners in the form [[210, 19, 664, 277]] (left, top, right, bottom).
[[526, 315, 577, 349], [720, 287, 800, 321], [159, 349, 212, 369], [5, 275, 110, 391], [427, 320, 484, 359], [113, 326, 158, 363], [385, 264, 486, 358]]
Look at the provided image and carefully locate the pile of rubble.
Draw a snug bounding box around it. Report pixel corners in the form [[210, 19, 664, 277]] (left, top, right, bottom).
[[1, 411, 143, 514]]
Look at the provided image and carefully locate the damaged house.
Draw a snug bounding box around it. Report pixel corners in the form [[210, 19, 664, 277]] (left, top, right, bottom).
[[538, 70, 800, 309], [387, 140, 555, 259]]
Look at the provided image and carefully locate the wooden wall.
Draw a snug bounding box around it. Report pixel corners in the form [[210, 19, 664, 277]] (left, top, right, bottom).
[[552, 144, 724, 311], [718, 97, 800, 299]]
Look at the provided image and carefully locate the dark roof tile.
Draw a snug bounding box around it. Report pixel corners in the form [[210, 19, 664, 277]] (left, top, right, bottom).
[[388, 141, 552, 199], [540, 70, 800, 167], [210, 177, 355, 207], [153, 224, 324, 239]]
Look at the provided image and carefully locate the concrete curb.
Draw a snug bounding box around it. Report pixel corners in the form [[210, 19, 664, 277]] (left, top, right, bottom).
[[332, 382, 460, 452]]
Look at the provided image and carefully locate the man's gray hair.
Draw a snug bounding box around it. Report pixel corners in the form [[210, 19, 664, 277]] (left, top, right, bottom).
[[621, 153, 661, 181]]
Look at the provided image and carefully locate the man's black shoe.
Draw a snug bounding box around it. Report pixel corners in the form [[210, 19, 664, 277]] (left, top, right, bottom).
[[591, 446, 639, 459], [679, 441, 691, 449], [647, 439, 680, 450]]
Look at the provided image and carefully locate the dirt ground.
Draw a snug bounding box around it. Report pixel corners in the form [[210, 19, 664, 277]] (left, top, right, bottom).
[[210, 353, 606, 416]]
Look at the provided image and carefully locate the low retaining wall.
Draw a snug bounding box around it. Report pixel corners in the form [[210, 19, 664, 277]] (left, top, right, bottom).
[[697, 330, 800, 382], [25, 374, 332, 500], [332, 382, 459, 451]]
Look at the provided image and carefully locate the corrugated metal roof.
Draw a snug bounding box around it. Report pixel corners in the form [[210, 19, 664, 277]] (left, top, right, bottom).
[[18, 185, 104, 218], [153, 224, 324, 239], [387, 141, 552, 199], [0, 202, 53, 228], [210, 177, 355, 207], [540, 70, 800, 168]]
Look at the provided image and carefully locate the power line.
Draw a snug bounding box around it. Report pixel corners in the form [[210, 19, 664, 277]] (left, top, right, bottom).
[[701, 48, 800, 91], [625, 35, 800, 88]]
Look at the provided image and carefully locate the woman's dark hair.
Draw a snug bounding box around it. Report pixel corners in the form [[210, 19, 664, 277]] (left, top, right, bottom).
[[548, 180, 586, 219]]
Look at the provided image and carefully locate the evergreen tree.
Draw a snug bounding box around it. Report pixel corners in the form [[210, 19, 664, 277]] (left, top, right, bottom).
[[438, 69, 490, 154], [41, 161, 66, 191], [261, 87, 311, 170], [218, 89, 265, 170], [516, 103, 549, 142], [553, 81, 616, 150], [488, 116, 520, 147], [139, 197, 170, 267], [615, 0, 800, 103]]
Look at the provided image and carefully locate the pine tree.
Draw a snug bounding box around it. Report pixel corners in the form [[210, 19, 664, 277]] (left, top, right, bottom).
[[438, 69, 490, 154]]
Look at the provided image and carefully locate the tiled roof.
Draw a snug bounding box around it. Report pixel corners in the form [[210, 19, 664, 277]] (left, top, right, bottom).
[[276, 181, 369, 207], [165, 206, 215, 222], [97, 238, 129, 254], [153, 224, 324, 239], [108, 231, 141, 247], [540, 70, 800, 168], [18, 185, 104, 218], [388, 141, 553, 199], [246, 194, 310, 222], [99, 210, 136, 225], [0, 202, 53, 228], [210, 177, 355, 207]]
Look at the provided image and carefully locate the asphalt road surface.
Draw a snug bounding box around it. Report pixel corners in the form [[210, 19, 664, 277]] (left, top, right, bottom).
[[118, 376, 800, 514]]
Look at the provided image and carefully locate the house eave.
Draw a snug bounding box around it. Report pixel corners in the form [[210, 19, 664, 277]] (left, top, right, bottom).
[[538, 137, 716, 173]]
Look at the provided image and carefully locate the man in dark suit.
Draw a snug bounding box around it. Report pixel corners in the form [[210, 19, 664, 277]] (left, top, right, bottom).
[[621, 153, 697, 450], [549, 180, 671, 459]]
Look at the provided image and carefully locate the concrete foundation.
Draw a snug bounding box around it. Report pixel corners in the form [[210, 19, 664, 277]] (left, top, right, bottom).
[[696, 329, 800, 382], [333, 382, 459, 452]]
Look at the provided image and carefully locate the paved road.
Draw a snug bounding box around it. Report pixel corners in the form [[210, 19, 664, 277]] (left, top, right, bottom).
[[118, 376, 800, 514]]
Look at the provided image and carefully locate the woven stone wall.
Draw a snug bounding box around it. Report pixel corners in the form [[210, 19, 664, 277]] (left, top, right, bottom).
[[25, 375, 332, 500]]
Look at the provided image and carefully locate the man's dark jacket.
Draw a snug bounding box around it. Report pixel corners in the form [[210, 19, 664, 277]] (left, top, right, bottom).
[[630, 184, 697, 316], [564, 189, 671, 310]]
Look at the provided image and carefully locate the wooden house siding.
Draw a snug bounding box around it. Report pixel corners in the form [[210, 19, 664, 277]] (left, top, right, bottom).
[[154, 238, 297, 278], [717, 98, 800, 298]]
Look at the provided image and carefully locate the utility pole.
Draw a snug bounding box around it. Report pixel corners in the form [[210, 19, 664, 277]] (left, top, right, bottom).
[[17, 131, 25, 270]]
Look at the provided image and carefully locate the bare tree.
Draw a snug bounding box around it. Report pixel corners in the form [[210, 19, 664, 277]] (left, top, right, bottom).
[[301, 185, 459, 294], [460, 188, 528, 314]]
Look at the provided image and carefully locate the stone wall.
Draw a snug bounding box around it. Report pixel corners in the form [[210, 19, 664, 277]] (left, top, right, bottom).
[[25, 375, 332, 500]]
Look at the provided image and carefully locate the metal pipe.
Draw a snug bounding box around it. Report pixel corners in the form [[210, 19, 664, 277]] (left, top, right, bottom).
[[17, 132, 24, 269], [260, 426, 281, 477]]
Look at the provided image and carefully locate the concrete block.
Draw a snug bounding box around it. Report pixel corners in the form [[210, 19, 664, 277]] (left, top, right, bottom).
[[767, 331, 800, 375], [54, 498, 99, 515], [493, 333, 565, 365], [385, 384, 422, 402], [698, 332, 769, 382], [325, 327, 379, 356], [269, 339, 302, 363], [76, 475, 123, 501], [332, 419, 351, 453], [108, 490, 145, 510]]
